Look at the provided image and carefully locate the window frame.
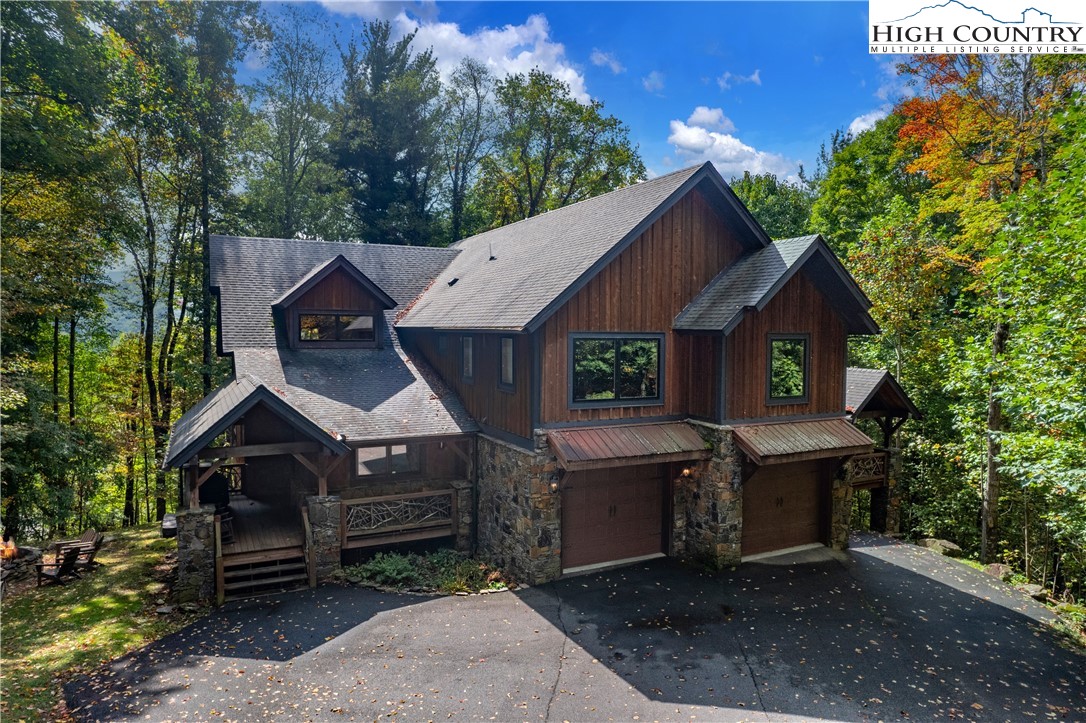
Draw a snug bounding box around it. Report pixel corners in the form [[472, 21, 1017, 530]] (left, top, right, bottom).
[[354, 443, 421, 478], [765, 332, 810, 405], [461, 335, 474, 384], [567, 332, 665, 409], [295, 309, 379, 348], [498, 336, 515, 392]]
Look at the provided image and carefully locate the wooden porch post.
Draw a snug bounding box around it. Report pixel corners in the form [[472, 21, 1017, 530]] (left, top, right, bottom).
[[188, 457, 200, 510]]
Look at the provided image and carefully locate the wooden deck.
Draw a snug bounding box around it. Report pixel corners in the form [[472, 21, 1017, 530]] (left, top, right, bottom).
[[221, 497, 303, 564]]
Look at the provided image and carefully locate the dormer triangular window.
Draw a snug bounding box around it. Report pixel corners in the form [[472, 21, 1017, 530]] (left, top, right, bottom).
[[272, 255, 396, 349]]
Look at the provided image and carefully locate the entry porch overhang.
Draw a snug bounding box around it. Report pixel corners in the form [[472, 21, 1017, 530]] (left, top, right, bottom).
[[548, 422, 711, 472], [732, 418, 874, 466]]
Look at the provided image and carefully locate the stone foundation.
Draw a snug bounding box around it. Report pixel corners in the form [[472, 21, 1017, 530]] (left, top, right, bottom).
[[450, 479, 474, 553], [476, 433, 561, 585], [677, 422, 743, 569], [306, 495, 342, 581], [176, 505, 215, 604]]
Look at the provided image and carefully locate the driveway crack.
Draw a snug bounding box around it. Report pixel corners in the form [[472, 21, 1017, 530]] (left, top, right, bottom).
[[734, 628, 768, 716], [544, 584, 569, 722]]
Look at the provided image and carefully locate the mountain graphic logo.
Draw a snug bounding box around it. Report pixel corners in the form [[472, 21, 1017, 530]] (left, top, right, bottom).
[[885, 1, 1074, 25]]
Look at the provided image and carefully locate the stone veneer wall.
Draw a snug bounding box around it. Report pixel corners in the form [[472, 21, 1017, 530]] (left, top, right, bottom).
[[476, 433, 561, 585], [830, 463, 855, 550], [176, 505, 215, 604], [450, 479, 474, 553], [677, 422, 743, 569], [306, 495, 342, 581], [868, 448, 902, 535]]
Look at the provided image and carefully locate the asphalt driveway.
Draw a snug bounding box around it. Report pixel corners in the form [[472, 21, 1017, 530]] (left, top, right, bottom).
[[66, 534, 1086, 721]]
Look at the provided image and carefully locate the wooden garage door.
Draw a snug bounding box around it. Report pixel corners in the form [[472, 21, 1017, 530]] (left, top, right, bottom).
[[741, 460, 827, 557], [561, 465, 666, 570]]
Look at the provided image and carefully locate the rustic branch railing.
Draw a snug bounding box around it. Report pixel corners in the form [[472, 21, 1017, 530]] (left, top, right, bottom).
[[341, 489, 456, 549], [301, 506, 317, 589], [214, 514, 225, 606], [850, 450, 889, 488]]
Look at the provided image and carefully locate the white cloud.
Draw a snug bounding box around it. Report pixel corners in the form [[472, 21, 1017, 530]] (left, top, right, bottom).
[[667, 117, 796, 180], [319, 0, 438, 21], [874, 58, 914, 102], [590, 49, 625, 74], [717, 68, 761, 90], [848, 107, 891, 136], [395, 13, 589, 102], [685, 106, 736, 134], [642, 70, 665, 93]]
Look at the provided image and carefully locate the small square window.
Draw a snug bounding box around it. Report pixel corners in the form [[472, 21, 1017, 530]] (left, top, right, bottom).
[[499, 337, 514, 389], [462, 336, 474, 382], [356, 444, 419, 477], [356, 446, 388, 476], [768, 335, 808, 403]]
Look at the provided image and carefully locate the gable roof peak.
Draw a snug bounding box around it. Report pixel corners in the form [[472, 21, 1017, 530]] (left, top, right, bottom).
[[271, 253, 396, 311]]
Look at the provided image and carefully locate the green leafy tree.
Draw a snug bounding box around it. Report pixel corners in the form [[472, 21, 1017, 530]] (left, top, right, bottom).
[[438, 58, 495, 243], [333, 20, 441, 245], [476, 69, 645, 227], [729, 171, 813, 240]]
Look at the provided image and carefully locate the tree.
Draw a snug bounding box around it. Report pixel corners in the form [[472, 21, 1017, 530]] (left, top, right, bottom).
[[476, 69, 646, 227], [438, 58, 495, 243], [240, 10, 349, 241], [729, 171, 813, 240], [333, 20, 441, 245]]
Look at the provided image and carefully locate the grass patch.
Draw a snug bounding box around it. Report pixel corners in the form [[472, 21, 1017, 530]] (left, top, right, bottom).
[[0, 525, 201, 719], [340, 549, 509, 594]]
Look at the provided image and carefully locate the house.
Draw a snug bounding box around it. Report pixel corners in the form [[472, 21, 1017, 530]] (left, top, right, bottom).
[[166, 162, 901, 602]]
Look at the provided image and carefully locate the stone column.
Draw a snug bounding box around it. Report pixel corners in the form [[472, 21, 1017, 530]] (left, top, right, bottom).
[[683, 422, 743, 570], [450, 479, 474, 554], [306, 495, 342, 581], [885, 448, 902, 534], [830, 463, 855, 550], [176, 505, 215, 604]]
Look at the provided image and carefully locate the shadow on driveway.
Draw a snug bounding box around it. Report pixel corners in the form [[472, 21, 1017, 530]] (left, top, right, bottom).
[[65, 535, 1086, 721]]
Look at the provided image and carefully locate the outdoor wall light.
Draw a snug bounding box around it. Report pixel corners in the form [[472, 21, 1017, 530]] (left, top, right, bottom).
[[550, 481, 559, 493]]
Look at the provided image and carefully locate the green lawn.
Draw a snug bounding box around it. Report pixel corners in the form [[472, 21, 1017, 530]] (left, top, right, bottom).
[[0, 526, 201, 720]]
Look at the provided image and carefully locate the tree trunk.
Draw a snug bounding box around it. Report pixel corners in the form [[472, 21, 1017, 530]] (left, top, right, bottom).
[[68, 315, 77, 426], [981, 318, 1009, 563], [201, 160, 213, 395], [52, 316, 60, 423]]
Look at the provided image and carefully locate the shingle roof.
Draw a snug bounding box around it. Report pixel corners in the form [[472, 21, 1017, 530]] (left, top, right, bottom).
[[232, 311, 479, 442], [164, 374, 349, 468], [674, 235, 820, 332], [212, 236, 459, 350], [398, 162, 770, 332], [846, 367, 922, 418]]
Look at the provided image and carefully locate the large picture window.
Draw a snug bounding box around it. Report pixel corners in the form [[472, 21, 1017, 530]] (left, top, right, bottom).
[[767, 334, 809, 403], [356, 444, 419, 476], [299, 313, 376, 343], [571, 335, 662, 405]]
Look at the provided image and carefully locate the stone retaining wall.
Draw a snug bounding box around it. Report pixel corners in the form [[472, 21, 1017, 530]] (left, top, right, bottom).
[[476, 433, 561, 585]]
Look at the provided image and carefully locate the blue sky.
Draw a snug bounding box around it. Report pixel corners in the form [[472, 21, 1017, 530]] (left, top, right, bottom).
[[253, 1, 908, 182]]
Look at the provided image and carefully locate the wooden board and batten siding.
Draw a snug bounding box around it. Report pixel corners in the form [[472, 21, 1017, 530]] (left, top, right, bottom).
[[726, 271, 847, 419], [292, 266, 385, 312], [409, 330, 533, 439], [541, 190, 743, 424]]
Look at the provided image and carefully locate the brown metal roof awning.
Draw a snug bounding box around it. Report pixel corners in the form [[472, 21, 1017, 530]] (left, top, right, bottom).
[[732, 418, 873, 466], [548, 423, 712, 471]]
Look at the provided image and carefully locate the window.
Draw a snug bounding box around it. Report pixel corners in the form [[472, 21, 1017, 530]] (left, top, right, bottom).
[[767, 335, 809, 403], [499, 336, 514, 389], [299, 313, 376, 343], [571, 335, 662, 405], [461, 336, 474, 382], [356, 444, 419, 476]]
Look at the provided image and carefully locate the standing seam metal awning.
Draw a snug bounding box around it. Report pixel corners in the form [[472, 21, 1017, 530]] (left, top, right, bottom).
[[732, 418, 873, 466], [548, 423, 712, 471]]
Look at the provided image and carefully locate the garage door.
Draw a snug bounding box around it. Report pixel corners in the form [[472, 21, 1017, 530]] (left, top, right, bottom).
[[741, 460, 827, 557], [561, 465, 666, 570]]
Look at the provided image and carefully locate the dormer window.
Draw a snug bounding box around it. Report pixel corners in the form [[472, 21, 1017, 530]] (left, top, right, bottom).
[[299, 313, 376, 343]]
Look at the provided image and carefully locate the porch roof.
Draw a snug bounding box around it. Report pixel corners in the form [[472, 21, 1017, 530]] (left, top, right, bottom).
[[845, 367, 923, 420], [548, 422, 712, 471], [164, 375, 349, 468], [731, 418, 873, 466]]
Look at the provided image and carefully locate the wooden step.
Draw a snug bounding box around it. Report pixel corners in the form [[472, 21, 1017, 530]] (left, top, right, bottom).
[[221, 546, 303, 567], [223, 572, 309, 593], [223, 561, 306, 580]]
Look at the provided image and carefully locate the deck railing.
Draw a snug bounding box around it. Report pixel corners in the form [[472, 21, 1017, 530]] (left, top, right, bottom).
[[340, 489, 456, 549], [214, 514, 225, 606], [850, 450, 890, 488], [301, 505, 317, 589]]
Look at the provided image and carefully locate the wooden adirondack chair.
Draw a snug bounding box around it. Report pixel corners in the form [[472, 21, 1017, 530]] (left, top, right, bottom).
[[74, 534, 105, 573], [53, 529, 97, 554], [35, 546, 81, 587]]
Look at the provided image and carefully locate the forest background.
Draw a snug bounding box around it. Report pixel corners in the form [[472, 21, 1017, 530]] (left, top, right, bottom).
[[2, 2, 1084, 600]]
